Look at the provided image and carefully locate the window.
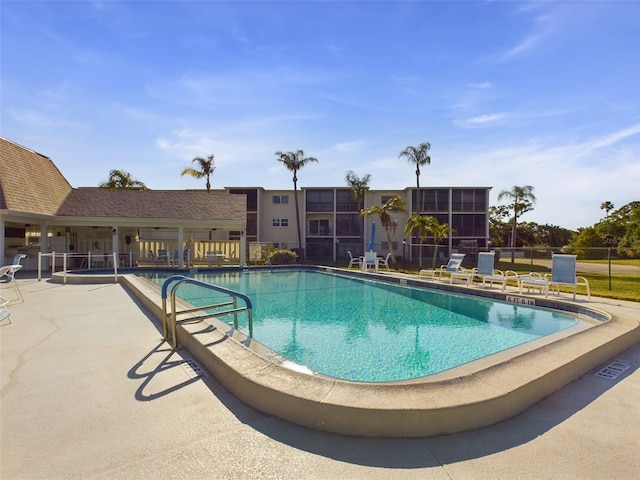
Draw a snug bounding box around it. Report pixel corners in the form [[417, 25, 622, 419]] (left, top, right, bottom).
[[306, 190, 334, 212], [272, 195, 289, 204], [381, 195, 394, 204], [421, 189, 449, 212], [309, 219, 330, 235], [272, 218, 289, 227], [336, 214, 362, 236]]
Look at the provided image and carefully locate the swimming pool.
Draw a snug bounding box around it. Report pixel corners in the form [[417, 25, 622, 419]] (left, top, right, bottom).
[[143, 269, 578, 382], [56, 266, 639, 436]]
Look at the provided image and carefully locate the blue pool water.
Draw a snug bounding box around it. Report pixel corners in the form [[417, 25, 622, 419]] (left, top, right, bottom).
[[143, 269, 579, 382]]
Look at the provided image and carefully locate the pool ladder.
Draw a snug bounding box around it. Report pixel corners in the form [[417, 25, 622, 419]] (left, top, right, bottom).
[[161, 275, 253, 350]]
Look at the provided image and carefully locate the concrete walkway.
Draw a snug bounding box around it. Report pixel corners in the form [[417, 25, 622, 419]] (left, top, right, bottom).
[[1, 276, 639, 480]]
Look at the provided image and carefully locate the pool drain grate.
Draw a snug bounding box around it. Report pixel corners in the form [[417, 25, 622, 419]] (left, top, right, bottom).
[[594, 359, 632, 379], [180, 359, 208, 379]]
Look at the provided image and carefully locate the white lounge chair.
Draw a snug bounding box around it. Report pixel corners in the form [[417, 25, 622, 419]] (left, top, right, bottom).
[[419, 253, 465, 279], [451, 252, 518, 290], [0, 262, 25, 302], [347, 250, 361, 269], [0, 296, 11, 326], [520, 254, 591, 300]]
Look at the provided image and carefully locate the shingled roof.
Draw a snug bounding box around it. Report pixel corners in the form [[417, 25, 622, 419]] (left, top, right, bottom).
[[0, 137, 72, 215], [56, 188, 246, 226], [1, 137, 246, 228]]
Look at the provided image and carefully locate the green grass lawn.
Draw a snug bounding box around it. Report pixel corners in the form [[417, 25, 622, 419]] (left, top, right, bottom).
[[579, 258, 640, 267]]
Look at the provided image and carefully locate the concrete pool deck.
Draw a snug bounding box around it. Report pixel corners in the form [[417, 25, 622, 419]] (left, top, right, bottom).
[[1, 273, 639, 479]]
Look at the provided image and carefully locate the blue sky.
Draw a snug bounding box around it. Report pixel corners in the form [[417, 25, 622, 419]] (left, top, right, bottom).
[[2, 1, 638, 230]]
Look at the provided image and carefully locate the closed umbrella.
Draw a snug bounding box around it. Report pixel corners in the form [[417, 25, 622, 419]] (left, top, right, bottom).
[[368, 221, 376, 251]]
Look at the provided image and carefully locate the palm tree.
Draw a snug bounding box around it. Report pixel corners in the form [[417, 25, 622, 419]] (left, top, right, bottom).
[[426, 217, 453, 268], [600, 201, 615, 235], [361, 194, 407, 265], [275, 150, 318, 256], [403, 214, 432, 269], [399, 142, 431, 214], [99, 169, 147, 189], [345, 170, 371, 209], [498, 185, 537, 263], [181, 154, 215, 192]]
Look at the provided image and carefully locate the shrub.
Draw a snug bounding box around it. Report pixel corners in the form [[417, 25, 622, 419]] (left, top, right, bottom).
[[268, 248, 298, 265]]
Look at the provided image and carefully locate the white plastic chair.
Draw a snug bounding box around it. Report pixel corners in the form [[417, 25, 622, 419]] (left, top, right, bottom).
[[347, 251, 360, 269], [520, 254, 590, 300], [362, 251, 378, 272], [0, 296, 11, 326], [450, 252, 515, 289], [419, 253, 465, 279], [377, 253, 391, 271], [0, 262, 24, 302]]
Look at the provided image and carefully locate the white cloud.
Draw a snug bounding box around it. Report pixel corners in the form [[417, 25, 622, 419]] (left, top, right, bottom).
[[7, 108, 87, 129], [459, 113, 508, 126]]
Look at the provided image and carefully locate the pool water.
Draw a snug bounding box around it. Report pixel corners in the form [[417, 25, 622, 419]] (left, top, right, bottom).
[[143, 269, 578, 382]]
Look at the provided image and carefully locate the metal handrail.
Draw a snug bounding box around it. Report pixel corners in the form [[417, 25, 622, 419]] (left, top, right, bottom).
[[161, 275, 253, 350]]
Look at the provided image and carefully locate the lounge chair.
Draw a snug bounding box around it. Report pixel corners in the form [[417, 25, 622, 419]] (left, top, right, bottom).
[[519, 254, 591, 300], [0, 296, 11, 326], [347, 250, 361, 269], [0, 261, 25, 302], [450, 252, 518, 290], [419, 253, 465, 279], [377, 253, 391, 272]]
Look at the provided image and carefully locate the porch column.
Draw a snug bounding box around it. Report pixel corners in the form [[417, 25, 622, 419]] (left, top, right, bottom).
[[40, 224, 49, 269], [0, 218, 5, 266], [177, 227, 184, 268], [112, 226, 119, 256], [240, 229, 247, 267]]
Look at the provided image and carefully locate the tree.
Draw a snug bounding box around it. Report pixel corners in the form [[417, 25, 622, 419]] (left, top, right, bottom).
[[181, 154, 215, 192], [403, 214, 432, 268], [99, 169, 147, 189], [345, 170, 371, 209], [569, 227, 605, 259], [425, 217, 453, 268], [600, 201, 615, 236], [399, 142, 431, 213], [361, 195, 407, 265], [275, 150, 318, 255], [489, 204, 510, 246], [497, 185, 537, 263]]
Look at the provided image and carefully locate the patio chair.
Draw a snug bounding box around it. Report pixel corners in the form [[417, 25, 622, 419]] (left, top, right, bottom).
[[361, 251, 378, 272], [12, 254, 27, 268], [520, 254, 590, 300], [157, 249, 169, 266], [347, 250, 360, 269], [0, 261, 25, 302], [0, 296, 11, 326], [451, 251, 518, 290], [419, 253, 465, 279], [377, 253, 391, 272]]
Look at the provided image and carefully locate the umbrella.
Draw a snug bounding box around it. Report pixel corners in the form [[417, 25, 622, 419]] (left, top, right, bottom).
[[368, 221, 376, 251]]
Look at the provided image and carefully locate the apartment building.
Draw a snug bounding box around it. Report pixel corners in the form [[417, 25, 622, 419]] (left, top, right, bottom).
[[221, 186, 492, 264]]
